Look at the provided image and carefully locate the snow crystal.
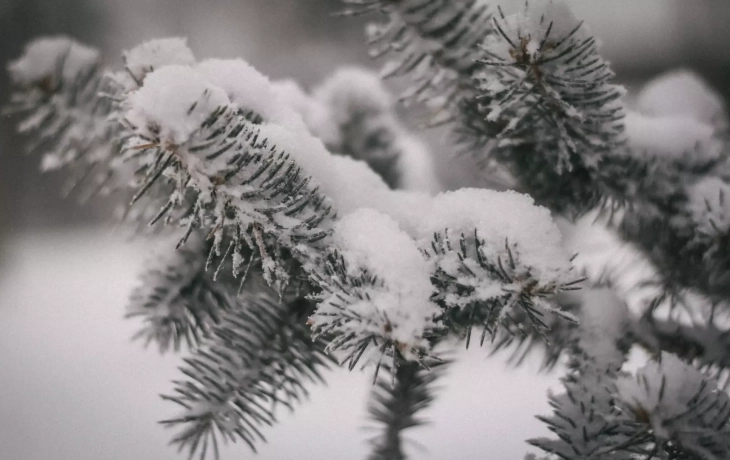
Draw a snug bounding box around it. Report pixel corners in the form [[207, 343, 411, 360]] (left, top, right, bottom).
[[125, 65, 230, 145], [123, 38, 196, 83], [330, 208, 440, 353], [418, 189, 571, 282], [687, 176, 730, 235], [637, 70, 727, 128], [624, 111, 722, 163], [8, 36, 99, 85]]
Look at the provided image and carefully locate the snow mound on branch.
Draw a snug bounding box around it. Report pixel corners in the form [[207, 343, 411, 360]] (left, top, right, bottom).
[[624, 112, 722, 163], [125, 65, 230, 145], [637, 70, 727, 127], [8, 36, 99, 85], [687, 177, 730, 235], [419, 189, 571, 282], [123, 38, 195, 82], [272, 79, 336, 143], [313, 68, 392, 137], [616, 353, 719, 439], [332, 209, 439, 353], [196, 59, 304, 129]]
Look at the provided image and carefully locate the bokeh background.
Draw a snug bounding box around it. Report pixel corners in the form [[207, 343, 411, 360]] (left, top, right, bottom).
[[0, 1, 728, 459]]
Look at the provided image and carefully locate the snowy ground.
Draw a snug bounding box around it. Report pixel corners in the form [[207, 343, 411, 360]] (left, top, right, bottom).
[[0, 229, 562, 460]]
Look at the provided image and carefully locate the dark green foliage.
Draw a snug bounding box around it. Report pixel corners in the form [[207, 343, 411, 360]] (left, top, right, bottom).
[[342, 0, 496, 145], [367, 360, 445, 460], [161, 293, 333, 459], [425, 230, 581, 347], [127, 234, 234, 352], [5, 40, 123, 195]]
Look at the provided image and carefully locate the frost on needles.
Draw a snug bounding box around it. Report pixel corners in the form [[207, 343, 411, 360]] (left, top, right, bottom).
[[5, 0, 730, 459]]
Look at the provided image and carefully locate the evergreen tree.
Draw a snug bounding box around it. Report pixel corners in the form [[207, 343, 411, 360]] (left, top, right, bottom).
[[5, 1, 730, 458]]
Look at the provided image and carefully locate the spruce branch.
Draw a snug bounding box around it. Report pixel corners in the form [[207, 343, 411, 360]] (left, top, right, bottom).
[[341, 0, 496, 146], [5, 37, 121, 195], [161, 294, 333, 459], [311, 68, 438, 192], [477, 2, 625, 173], [426, 230, 580, 347], [366, 359, 446, 460], [127, 233, 233, 353], [613, 353, 730, 459], [633, 308, 730, 378], [529, 290, 633, 460]]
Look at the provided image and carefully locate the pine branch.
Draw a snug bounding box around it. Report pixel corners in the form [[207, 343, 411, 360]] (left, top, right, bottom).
[[613, 353, 730, 459], [312, 68, 440, 191], [633, 308, 730, 377], [425, 230, 581, 347], [529, 290, 632, 460], [160, 294, 333, 459], [341, 0, 496, 146], [477, 2, 625, 173], [5, 37, 120, 194], [127, 233, 233, 352], [313, 68, 404, 189], [366, 360, 446, 460], [121, 65, 337, 289]]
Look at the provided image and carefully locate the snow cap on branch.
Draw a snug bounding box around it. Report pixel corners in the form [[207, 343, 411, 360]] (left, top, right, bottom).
[[311, 209, 440, 362], [123, 37, 196, 84], [616, 352, 730, 457], [420, 188, 570, 282], [637, 69, 728, 128], [196, 59, 305, 128], [624, 111, 722, 164], [8, 36, 99, 86], [125, 65, 230, 145]]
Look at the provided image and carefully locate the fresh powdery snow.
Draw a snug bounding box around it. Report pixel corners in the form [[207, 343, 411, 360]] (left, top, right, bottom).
[[8, 36, 100, 85], [624, 111, 722, 163], [125, 65, 230, 145], [327, 209, 440, 355], [636, 69, 728, 128], [123, 38, 196, 83], [419, 189, 571, 283], [122, 56, 574, 363]]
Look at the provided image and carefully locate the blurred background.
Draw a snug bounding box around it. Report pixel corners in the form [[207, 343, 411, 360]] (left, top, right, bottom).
[[0, 1, 728, 459]]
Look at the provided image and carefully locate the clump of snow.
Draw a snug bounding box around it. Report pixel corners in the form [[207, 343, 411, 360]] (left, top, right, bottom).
[[314, 208, 440, 359], [271, 79, 336, 143], [196, 59, 304, 129], [418, 189, 571, 282], [123, 38, 196, 83], [687, 177, 730, 235], [616, 353, 721, 440], [8, 36, 100, 86], [637, 70, 727, 128], [396, 135, 442, 194], [125, 65, 230, 145], [311, 67, 441, 194], [624, 111, 722, 163], [313, 68, 392, 138]]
